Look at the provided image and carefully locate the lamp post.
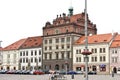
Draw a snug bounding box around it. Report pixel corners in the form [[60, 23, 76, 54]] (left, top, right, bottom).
[[81, 0, 92, 80]]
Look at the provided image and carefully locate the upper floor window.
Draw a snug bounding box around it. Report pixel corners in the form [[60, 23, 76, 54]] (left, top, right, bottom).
[[67, 51, 70, 59], [56, 38, 59, 43], [39, 57, 41, 62], [31, 50, 33, 56], [26, 51, 28, 56], [56, 45, 59, 49], [44, 54, 47, 60], [67, 37, 70, 42], [45, 40, 47, 44], [61, 53, 64, 59], [49, 39, 52, 44], [49, 46, 52, 50], [61, 45, 64, 49], [56, 53, 59, 59], [67, 44, 70, 49], [23, 51, 25, 56], [39, 50, 41, 55], [61, 38, 65, 43], [49, 54, 52, 59], [76, 50, 78, 54], [35, 50, 37, 55], [20, 52, 22, 56], [45, 46, 47, 51], [99, 48, 106, 53]]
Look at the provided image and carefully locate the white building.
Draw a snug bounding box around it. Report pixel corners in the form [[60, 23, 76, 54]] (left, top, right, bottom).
[[110, 34, 120, 74], [2, 39, 26, 70], [19, 36, 42, 70], [73, 33, 117, 74]]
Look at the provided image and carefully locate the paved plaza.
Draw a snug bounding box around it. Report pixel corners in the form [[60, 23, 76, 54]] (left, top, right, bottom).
[[0, 74, 120, 80]]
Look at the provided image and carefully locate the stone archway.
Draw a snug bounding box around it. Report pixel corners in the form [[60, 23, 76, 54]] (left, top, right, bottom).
[[55, 64, 59, 70], [113, 67, 117, 73]]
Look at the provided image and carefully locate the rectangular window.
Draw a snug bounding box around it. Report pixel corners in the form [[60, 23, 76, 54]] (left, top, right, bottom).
[[103, 48, 106, 53], [67, 44, 70, 49], [79, 49, 81, 54], [49, 46, 52, 50], [20, 52, 22, 56], [45, 40, 47, 44], [61, 53, 64, 59], [67, 52, 70, 59], [31, 50, 33, 56], [26, 51, 28, 56], [56, 45, 59, 49], [56, 53, 59, 59], [61, 45, 64, 49], [100, 56, 102, 61], [39, 50, 41, 55], [76, 50, 78, 54], [56, 38, 59, 43], [45, 46, 47, 50], [49, 39, 52, 44], [45, 54, 47, 60], [100, 48, 102, 53], [61, 38, 65, 43], [95, 56, 97, 62], [79, 57, 81, 62], [49, 54, 52, 59], [76, 57, 78, 62], [39, 57, 41, 62], [67, 37, 70, 42], [31, 58, 33, 63], [23, 51, 25, 56], [35, 50, 37, 55], [95, 48, 97, 53]]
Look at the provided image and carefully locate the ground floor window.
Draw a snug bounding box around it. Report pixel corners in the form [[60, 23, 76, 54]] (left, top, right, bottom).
[[99, 64, 106, 71], [76, 67, 81, 71]]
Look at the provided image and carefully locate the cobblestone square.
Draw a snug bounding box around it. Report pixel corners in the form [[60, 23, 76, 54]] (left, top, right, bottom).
[[0, 74, 120, 80]]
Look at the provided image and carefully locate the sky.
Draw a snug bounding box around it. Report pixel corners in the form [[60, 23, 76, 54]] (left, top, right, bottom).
[[0, 0, 120, 47]]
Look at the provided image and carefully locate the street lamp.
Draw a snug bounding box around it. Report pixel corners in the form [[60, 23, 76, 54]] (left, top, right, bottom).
[[81, 0, 92, 80]]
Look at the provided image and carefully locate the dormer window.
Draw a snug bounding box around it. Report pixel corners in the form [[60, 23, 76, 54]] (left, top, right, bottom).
[[94, 40, 97, 42], [103, 40, 107, 42]]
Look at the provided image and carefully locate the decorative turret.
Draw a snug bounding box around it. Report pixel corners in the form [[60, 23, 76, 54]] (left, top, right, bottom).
[[68, 6, 73, 16]]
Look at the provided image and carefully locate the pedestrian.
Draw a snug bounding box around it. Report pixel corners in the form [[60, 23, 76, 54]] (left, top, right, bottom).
[[112, 71, 114, 77]]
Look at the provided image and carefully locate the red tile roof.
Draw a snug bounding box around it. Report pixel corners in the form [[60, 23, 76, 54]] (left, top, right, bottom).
[[70, 13, 84, 22], [0, 47, 3, 51], [3, 38, 26, 51], [75, 33, 113, 45], [110, 35, 120, 48], [20, 36, 42, 49]]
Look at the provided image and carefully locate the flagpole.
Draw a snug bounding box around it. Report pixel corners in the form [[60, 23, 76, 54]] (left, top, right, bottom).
[[85, 0, 88, 80]]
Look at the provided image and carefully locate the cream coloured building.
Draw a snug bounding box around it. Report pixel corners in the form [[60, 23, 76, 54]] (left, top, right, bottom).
[[2, 39, 26, 70], [73, 33, 117, 74], [19, 36, 42, 70]]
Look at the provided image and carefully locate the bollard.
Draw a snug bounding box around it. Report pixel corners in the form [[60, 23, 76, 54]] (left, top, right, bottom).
[[51, 76, 54, 80], [71, 74, 74, 79], [112, 71, 114, 77]]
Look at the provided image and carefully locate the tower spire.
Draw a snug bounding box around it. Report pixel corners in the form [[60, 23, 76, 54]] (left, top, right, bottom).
[[68, 0, 73, 16]]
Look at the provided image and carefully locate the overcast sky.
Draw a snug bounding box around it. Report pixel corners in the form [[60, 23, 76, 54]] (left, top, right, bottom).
[[0, 0, 120, 47]]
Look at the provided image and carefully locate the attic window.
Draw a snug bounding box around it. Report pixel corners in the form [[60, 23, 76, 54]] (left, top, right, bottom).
[[35, 43, 38, 45], [117, 44, 119, 46], [29, 39, 32, 41], [94, 40, 97, 42], [103, 39, 107, 41]]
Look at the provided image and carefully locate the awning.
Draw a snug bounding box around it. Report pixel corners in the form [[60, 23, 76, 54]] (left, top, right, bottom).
[[99, 64, 106, 67]]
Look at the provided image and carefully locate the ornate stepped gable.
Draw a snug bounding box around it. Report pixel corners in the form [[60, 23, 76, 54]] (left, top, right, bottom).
[[43, 12, 97, 36]]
